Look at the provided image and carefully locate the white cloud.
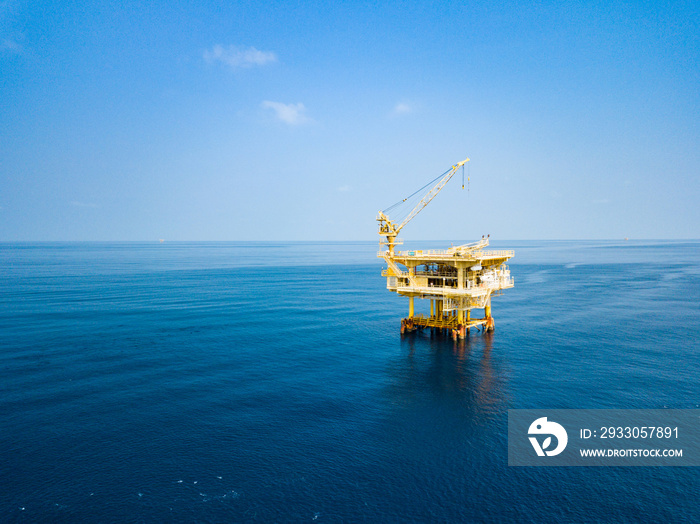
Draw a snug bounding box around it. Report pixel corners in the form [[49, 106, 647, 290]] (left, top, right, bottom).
[[393, 102, 412, 115], [71, 201, 98, 208], [204, 44, 277, 69], [1, 38, 22, 54], [261, 101, 310, 125]]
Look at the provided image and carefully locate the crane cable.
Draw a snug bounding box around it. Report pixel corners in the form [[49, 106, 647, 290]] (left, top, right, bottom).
[[382, 166, 453, 214], [462, 162, 470, 195]]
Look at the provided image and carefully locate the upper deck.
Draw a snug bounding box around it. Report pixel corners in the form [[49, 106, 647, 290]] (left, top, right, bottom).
[[378, 237, 513, 267], [379, 248, 515, 265]]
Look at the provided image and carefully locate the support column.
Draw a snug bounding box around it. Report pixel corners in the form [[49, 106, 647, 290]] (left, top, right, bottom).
[[409, 296, 414, 317], [430, 299, 434, 318], [485, 297, 494, 332], [466, 309, 471, 335]]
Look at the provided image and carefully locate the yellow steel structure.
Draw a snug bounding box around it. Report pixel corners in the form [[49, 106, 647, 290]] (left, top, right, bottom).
[[377, 157, 515, 337]]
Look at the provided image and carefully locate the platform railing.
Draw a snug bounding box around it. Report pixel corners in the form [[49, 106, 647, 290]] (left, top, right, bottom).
[[393, 249, 515, 258], [387, 277, 514, 292], [381, 269, 408, 277], [407, 315, 489, 330], [380, 249, 514, 259], [414, 270, 458, 277]]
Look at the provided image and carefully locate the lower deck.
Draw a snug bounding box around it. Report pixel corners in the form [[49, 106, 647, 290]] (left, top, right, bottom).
[[401, 312, 495, 338], [405, 313, 486, 330]]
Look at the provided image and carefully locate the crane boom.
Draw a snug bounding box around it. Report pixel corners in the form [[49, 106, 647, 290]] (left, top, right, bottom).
[[377, 157, 469, 254]]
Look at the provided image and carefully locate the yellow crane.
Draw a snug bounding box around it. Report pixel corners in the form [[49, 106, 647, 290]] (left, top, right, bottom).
[[376, 157, 515, 338], [376, 157, 470, 255]]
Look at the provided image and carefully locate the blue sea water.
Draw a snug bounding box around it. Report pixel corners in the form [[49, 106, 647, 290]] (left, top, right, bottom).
[[1, 240, 699, 522]]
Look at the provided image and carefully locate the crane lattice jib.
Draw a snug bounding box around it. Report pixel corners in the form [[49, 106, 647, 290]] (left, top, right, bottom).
[[380, 157, 469, 236]]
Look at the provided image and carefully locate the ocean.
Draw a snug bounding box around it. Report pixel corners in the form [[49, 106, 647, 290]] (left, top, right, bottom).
[[1, 240, 698, 522]]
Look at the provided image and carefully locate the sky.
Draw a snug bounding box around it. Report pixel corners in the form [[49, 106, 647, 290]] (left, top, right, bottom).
[[1, 0, 698, 241]]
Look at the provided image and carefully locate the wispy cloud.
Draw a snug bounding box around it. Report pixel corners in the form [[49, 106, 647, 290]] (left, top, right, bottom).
[[592, 198, 610, 205], [393, 102, 412, 115], [71, 201, 98, 208], [1, 38, 22, 54], [338, 185, 351, 192], [204, 44, 277, 69], [261, 101, 311, 125]]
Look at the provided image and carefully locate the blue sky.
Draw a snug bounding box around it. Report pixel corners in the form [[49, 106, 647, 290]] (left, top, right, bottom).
[[1, 0, 698, 241]]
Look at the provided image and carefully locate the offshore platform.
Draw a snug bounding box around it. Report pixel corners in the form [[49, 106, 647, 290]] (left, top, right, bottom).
[[377, 157, 514, 338]]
